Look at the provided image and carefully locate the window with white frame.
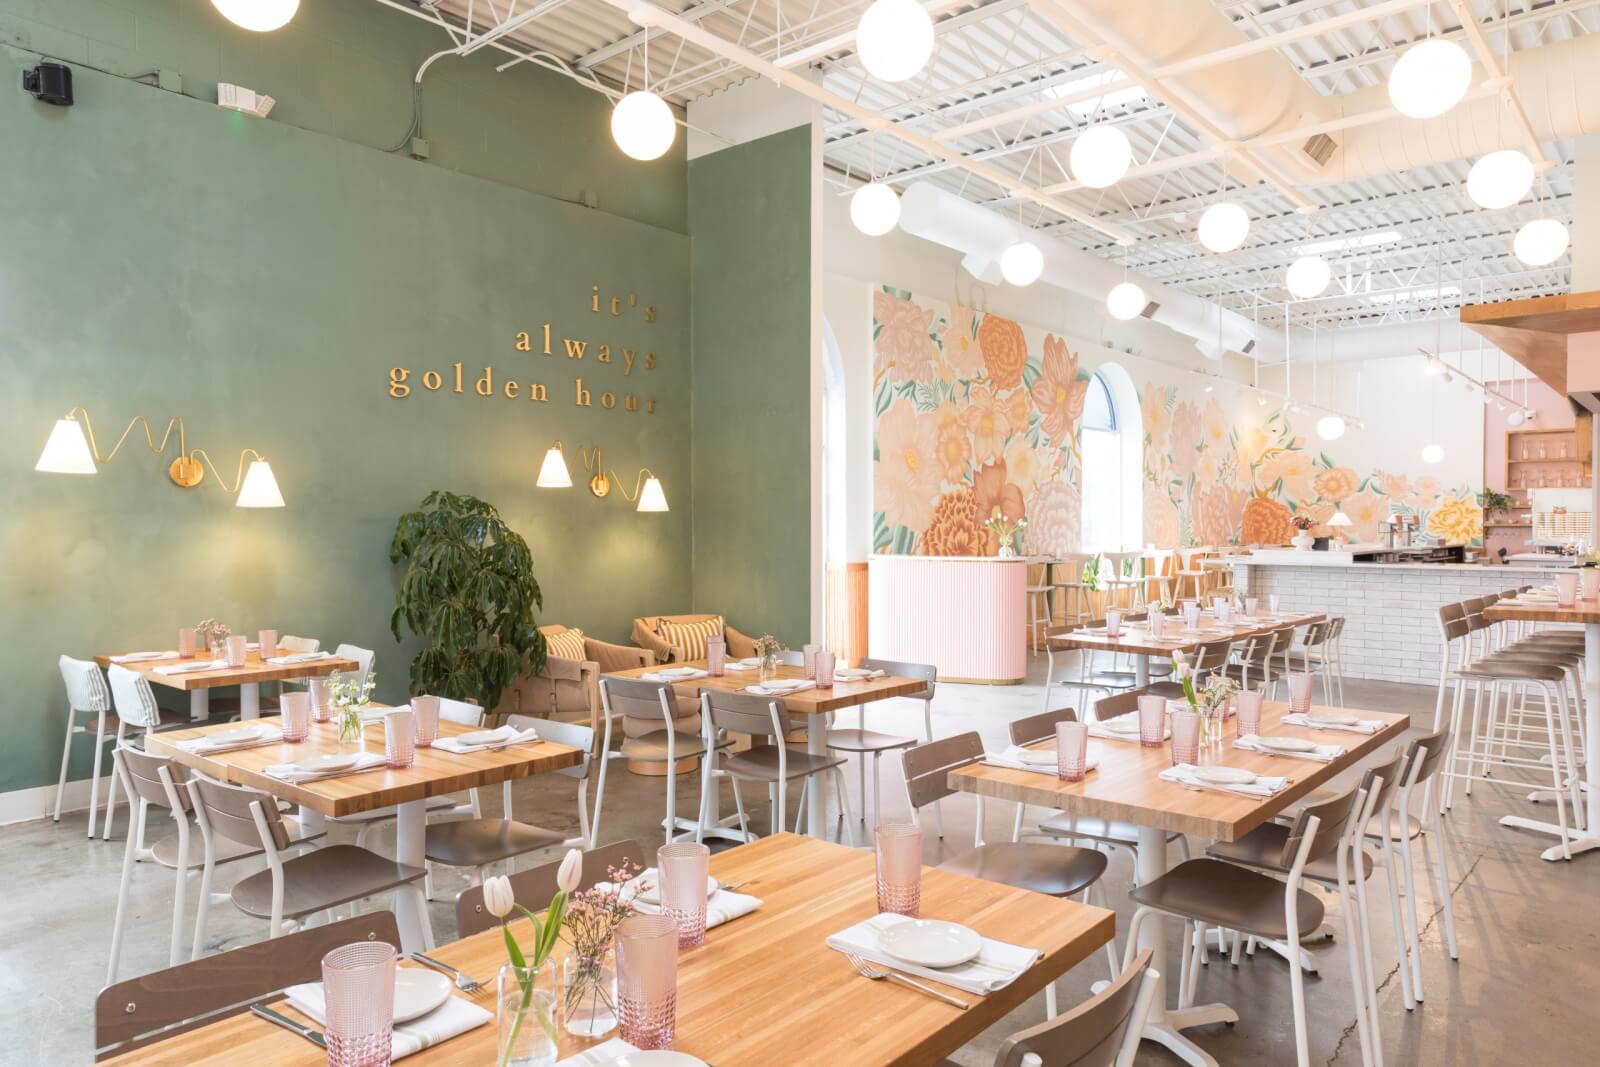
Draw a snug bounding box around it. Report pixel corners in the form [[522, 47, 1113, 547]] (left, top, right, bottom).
[[1080, 371, 1126, 552]]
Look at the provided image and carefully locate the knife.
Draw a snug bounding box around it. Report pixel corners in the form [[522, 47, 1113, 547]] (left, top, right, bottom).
[[251, 1005, 327, 1048]]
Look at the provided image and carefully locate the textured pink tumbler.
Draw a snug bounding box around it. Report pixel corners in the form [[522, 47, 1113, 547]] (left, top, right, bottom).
[[321, 941, 396, 1067], [706, 635, 726, 677], [1557, 571, 1579, 608], [1056, 720, 1089, 782], [816, 650, 836, 689], [384, 709, 415, 769], [226, 635, 247, 668], [657, 842, 710, 948], [178, 627, 196, 659], [1235, 689, 1265, 737], [410, 695, 440, 747], [875, 821, 922, 916], [258, 629, 278, 660], [803, 643, 820, 680], [280, 692, 311, 743], [617, 914, 678, 1050], [1170, 710, 1201, 766], [1287, 672, 1314, 714], [309, 678, 333, 723], [1137, 695, 1167, 748]]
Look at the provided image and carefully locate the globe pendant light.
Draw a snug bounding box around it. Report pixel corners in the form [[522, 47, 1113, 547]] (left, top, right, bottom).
[[612, 91, 676, 161], [1388, 38, 1472, 119], [1514, 217, 1569, 266], [1198, 201, 1249, 253], [1316, 414, 1347, 441], [1106, 280, 1147, 320], [1070, 124, 1132, 189], [1286, 255, 1331, 299], [212, 0, 299, 31], [850, 181, 900, 236], [856, 0, 935, 83], [1001, 241, 1043, 286], [1467, 149, 1534, 210], [1421, 443, 1445, 464]]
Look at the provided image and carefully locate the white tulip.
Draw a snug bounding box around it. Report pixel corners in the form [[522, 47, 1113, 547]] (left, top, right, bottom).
[[483, 874, 515, 919], [556, 849, 583, 894]]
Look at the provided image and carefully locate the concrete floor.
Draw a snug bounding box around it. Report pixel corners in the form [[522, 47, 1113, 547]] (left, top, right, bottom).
[[4, 655, 1597, 1065]]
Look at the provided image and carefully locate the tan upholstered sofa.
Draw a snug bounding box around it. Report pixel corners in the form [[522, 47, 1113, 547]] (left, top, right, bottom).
[[630, 614, 758, 664], [492, 625, 652, 737]]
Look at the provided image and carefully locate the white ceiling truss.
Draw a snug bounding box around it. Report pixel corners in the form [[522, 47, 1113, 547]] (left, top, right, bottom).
[[375, 0, 1598, 333]]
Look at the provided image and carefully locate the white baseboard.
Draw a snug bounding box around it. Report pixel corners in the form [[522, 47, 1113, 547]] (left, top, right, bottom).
[[0, 774, 117, 827]]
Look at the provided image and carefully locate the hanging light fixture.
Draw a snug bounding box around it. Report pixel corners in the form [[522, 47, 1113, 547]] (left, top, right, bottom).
[[1106, 281, 1147, 320], [851, 181, 900, 236], [1421, 443, 1445, 464], [1001, 241, 1043, 286], [1286, 255, 1331, 299], [612, 91, 675, 161], [234, 460, 285, 508], [1514, 217, 1569, 266], [1467, 149, 1534, 210], [1388, 38, 1472, 119], [1070, 124, 1132, 189], [634, 473, 669, 512], [1316, 415, 1347, 441], [536, 442, 573, 488], [1198, 201, 1249, 253], [211, 0, 299, 32], [855, 0, 935, 83]]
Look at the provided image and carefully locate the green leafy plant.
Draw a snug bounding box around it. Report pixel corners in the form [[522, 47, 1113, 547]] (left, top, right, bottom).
[[1082, 552, 1106, 592], [389, 491, 545, 712], [1476, 488, 1514, 518]]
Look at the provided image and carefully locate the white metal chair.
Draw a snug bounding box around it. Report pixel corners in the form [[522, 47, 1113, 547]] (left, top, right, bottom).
[[53, 655, 115, 837], [595, 676, 729, 845], [101, 665, 186, 843]]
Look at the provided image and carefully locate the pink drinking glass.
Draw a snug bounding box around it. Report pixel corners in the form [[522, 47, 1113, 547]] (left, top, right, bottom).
[[1104, 609, 1123, 637], [1245, 597, 1259, 616], [1582, 568, 1600, 601], [706, 635, 726, 677], [1148, 611, 1166, 639], [321, 941, 396, 1067], [876, 821, 922, 916], [1287, 672, 1314, 714], [1170, 710, 1201, 766], [816, 650, 836, 689], [1184, 603, 1201, 630], [657, 842, 710, 948], [411, 695, 440, 747], [384, 709, 415, 768], [1137, 695, 1167, 748], [1269, 594, 1281, 615], [258, 629, 278, 660], [1557, 571, 1579, 608], [616, 914, 678, 1050], [225, 635, 247, 668], [309, 677, 333, 723], [1056, 721, 1090, 782], [803, 643, 820, 680], [280, 692, 311, 743], [1235, 689, 1264, 738], [178, 627, 197, 659]]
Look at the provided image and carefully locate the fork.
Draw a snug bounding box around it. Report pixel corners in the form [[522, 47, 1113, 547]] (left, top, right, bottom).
[[845, 953, 969, 1010], [409, 952, 487, 997]]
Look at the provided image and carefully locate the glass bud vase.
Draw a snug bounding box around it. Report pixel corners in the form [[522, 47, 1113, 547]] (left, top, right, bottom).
[[337, 705, 366, 753], [758, 653, 779, 687], [498, 960, 559, 1067], [563, 947, 618, 1038]]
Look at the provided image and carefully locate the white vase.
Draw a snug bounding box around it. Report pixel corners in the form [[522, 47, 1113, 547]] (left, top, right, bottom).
[[997, 543, 1017, 558], [1291, 533, 1314, 551]]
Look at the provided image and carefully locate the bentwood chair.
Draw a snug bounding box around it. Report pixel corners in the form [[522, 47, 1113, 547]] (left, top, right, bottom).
[[455, 839, 645, 938], [95, 912, 403, 1062], [54, 655, 115, 837], [596, 676, 729, 845], [101, 664, 188, 842], [937, 950, 1159, 1067]]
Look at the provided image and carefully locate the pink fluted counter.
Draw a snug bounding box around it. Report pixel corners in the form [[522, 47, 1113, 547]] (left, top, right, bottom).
[[867, 555, 1029, 684]]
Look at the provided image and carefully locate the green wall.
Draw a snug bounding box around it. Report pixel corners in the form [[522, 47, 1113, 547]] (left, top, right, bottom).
[[0, 4, 697, 796], [687, 127, 813, 646]]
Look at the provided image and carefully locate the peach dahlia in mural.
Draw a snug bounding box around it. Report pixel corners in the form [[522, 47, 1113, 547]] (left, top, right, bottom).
[[1428, 495, 1484, 543], [1241, 496, 1294, 546], [876, 399, 940, 533], [921, 489, 985, 556], [1312, 466, 1360, 505], [1031, 336, 1088, 446], [873, 290, 939, 385], [965, 383, 1013, 465], [978, 314, 1028, 390], [932, 402, 972, 482]]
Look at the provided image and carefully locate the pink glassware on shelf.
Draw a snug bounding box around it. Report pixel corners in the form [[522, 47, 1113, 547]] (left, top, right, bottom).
[[1170, 710, 1201, 766], [280, 692, 311, 743], [802, 643, 820, 680], [1556, 571, 1579, 608], [309, 677, 333, 723], [258, 629, 278, 660], [411, 695, 440, 747], [658, 842, 711, 948], [875, 821, 922, 916], [384, 709, 415, 768], [1235, 689, 1264, 738], [1137, 695, 1167, 748], [816, 650, 836, 689], [1056, 721, 1090, 782], [225, 635, 247, 668], [321, 941, 397, 1067], [706, 635, 726, 677], [1287, 672, 1314, 714], [616, 914, 679, 1050], [178, 628, 197, 660], [1104, 609, 1123, 637]]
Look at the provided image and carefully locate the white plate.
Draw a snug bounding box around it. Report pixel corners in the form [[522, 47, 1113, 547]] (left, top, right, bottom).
[[393, 969, 452, 1023], [1256, 736, 1318, 753], [1307, 711, 1359, 726], [731, 658, 762, 667], [455, 729, 506, 747], [1017, 747, 1058, 766], [657, 667, 702, 678], [625, 874, 720, 906], [208, 724, 267, 746], [613, 1053, 711, 1067], [1100, 717, 1142, 735], [1191, 766, 1256, 785], [879, 920, 984, 969], [760, 679, 806, 691], [836, 668, 874, 679], [293, 753, 362, 774]]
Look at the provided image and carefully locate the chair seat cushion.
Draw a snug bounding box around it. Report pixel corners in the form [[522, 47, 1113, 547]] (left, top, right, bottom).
[[1207, 822, 1372, 884], [620, 730, 719, 761], [1129, 858, 1324, 940], [231, 845, 426, 920], [825, 728, 915, 753], [424, 819, 564, 867], [938, 842, 1107, 898], [721, 746, 846, 782]]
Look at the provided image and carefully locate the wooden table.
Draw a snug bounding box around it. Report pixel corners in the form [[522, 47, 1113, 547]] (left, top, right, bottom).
[[950, 699, 1409, 1067], [95, 649, 359, 721], [1483, 597, 1600, 861], [106, 834, 1114, 1067], [146, 717, 583, 950], [606, 662, 929, 843], [1045, 610, 1327, 691]]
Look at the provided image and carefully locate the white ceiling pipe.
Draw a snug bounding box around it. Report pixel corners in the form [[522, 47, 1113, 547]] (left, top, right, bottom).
[[898, 181, 1260, 359]]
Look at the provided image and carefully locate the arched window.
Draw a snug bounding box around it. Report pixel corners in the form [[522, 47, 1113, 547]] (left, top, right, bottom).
[[1079, 366, 1142, 551]]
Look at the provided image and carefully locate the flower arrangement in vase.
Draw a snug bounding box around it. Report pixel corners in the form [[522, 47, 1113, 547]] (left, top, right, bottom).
[[1289, 515, 1315, 551], [1170, 651, 1239, 759], [196, 618, 231, 657], [561, 857, 642, 1038], [483, 849, 581, 1067], [323, 668, 377, 750], [752, 634, 784, 686], [983, 513, 1028, 558]]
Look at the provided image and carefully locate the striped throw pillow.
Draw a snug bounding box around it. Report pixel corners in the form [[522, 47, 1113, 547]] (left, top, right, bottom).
[[545, 628, 586, 662], [657, 616, 724, 662]]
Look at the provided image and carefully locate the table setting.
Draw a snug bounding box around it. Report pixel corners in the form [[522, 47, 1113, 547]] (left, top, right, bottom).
[[278, 963, 492, 1059], [109, 650, 176, 663], [153, 658, 229, 675], [1233, 734, 1346, 762], [745, 677, 815, 696], [433, 723, 542, 753], [1088, 713, 1168, 743], [641, 665, 710, 683], [175, 722, 284, 755], [1282, 709, 1386, 734], [607, 867, 764, 931], [1159, 763, 1291, 798], [983, 741, 1102, 777], [263, 750, 390, 784]]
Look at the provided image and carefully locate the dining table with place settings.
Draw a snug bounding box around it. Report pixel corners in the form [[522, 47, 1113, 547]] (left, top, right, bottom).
[[94, 647, 359, 721], [948, 698, 1408, 1067], [1045, 608, 1328, 688], [143, 711, 583, 953], [101, 834, 1113, 1067]]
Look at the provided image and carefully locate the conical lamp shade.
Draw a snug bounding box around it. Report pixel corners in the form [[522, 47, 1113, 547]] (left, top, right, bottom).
[[636, 476, 669, 512], [36, 418, 97, 474], [236, 460, 285, 507], [536, 446, 572, 488]]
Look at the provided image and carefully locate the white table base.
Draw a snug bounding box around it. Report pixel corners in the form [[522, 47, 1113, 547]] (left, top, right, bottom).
[[393, 799, 436, 952], [240, 682, 259, 720], [189, 690, 208, 721]]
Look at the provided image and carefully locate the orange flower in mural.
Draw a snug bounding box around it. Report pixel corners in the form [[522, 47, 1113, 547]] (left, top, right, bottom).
[[1342, 488, 1391, 543], [1428, 496, 1484, 543], [1241, 496, 1294, 546], [973, 460, 1027, 553], [1312, 467, 1360, 504], [1193, 484, 1248, 546], [1261, 448, 1316, 502], [932, 402, 971, 482], [1023, 479, 1080, 557], [921, 489, 985, 556], [943, 305, 983, 379], [876, 398, 940, 533], [978, 313, 1028, 390], [1410, 475, 1441, 505], [965, 383, 1012, 465], [1006, 385, 1034, 437], [1169, 401, 1203, 479], [1030, 336, 1089, 445], [873, 290, 938, 385]]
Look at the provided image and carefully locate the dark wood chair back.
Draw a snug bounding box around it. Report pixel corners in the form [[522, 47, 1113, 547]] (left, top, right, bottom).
[[902, 732, 984, 809]]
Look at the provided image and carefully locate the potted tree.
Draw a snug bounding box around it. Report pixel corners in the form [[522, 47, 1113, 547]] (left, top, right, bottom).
[[390, 491, 546, 716]]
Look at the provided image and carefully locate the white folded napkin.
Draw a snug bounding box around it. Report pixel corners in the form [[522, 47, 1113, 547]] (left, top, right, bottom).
[[557, 1038, 640, 1065], [826, 912, 1042, 995], [284, 984, 491, 1060], [1088, 718, 1167, 742], [177, 725, 284, 754], [267, 651, 332, 665], [836, 668, 887, 681], [606, 870, 763, 929], [745, 680, 816, 696], [641, 667, 709, 682], [433, 725, 540, 754], [110, 651, 175, 663], [1160, 764, 1289, 797], [983, 745, 1101, 776], [263, 751, 388, 784], [1282, 712, 1385, 735], [154, 659, 229, 675], [361, 703, 410, 724], [724, 659, 760, 671], [1234, 735, 1344, 762]]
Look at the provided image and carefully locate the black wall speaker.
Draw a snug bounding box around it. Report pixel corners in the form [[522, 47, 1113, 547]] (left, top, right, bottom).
[[22, 62, 73, 106]]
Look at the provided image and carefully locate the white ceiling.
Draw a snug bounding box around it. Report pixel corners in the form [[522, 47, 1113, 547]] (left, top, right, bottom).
[[397, 0, 1594, 332]]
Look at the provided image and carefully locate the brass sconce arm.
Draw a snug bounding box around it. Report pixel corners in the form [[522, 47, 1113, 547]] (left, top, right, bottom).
[[188, 447, 270, 494]]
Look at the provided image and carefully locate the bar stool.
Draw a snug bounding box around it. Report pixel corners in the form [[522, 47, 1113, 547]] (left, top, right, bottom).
[[1173, 547, 1213, 601], [1051, 552, 1096, 628], [1026, 557, 1056, 653], [1101, 551, 1146, 611], [1142, 549, 1176, 607], [53, 655, 115, 837]]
